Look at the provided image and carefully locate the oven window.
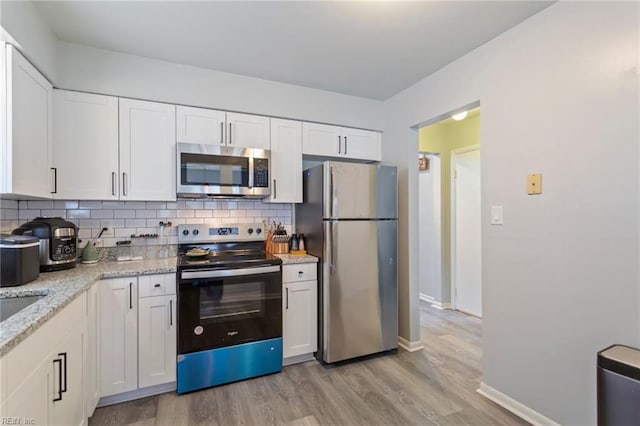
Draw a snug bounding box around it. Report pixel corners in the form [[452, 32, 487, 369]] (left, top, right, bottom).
[[200, 280, 265, 323], [181, 153, 248, 187]]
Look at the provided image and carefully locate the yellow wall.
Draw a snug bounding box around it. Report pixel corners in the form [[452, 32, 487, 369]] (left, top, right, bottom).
[[418, 111, 480, 302]]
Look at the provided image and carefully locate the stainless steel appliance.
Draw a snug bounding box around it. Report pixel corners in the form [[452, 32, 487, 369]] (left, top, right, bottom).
[[176, 223, 283, 394], [177, 143, 270, 198], [0, 234, 40, 286], [597, 344, 640, 424], [12, 217, 78, 271], [295, 161, 398, 363]]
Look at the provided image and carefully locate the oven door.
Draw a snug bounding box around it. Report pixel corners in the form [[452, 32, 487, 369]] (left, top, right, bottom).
[[178, 264, 282, 354], [176, 143, 270, 197]]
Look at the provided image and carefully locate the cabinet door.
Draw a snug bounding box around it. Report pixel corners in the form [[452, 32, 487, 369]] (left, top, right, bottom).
[[119, 99, 176, 201], [53, 90, 119, 199], [85, 284, 100, 417], [176, 105, 225, 145], [283, 280, 318, 358], [138, 295, 177, 388], [302, 122, 341, 157], [266, 118, 302, 203], [99, 278, 138, 397], [341, 128, 381, 162], [226, 112, 270, 149], [2, 45, 53, 198], [2, 355, 52, 425], [51, 325, 85, 426]]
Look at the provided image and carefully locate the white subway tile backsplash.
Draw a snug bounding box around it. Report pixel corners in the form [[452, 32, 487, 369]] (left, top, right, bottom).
[[67, 209, 91, 219], [114, 210, 136, 219], [79, 201, 103, 209], [135, 210, 157, 219], [91, 209, 114, 219], [4, 199, 292, 248]]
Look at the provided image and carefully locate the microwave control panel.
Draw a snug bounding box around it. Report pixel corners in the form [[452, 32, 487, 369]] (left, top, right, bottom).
[[253, 158, 269, 188]]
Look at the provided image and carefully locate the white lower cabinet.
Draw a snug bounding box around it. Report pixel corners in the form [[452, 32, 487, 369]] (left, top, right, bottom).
[[85, 283, 100, 417], [0, 294, 86, 426], [282, 263, 318, 362], [99, 273, 176, 404]]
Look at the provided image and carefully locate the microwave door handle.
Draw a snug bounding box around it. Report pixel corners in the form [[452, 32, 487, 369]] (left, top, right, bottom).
[[248, 157, 254, 189]]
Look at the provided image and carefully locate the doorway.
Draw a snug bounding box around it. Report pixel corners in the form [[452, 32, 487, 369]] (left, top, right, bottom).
[[417, 107, 481, 319], [451, 146, 481, 317]]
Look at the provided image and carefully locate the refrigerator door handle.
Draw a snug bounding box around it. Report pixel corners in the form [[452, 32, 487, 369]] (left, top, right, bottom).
[[329, 166, 335, 217]]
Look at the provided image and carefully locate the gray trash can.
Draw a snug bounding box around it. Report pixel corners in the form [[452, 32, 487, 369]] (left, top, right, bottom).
[[597, 345, 640, 425]]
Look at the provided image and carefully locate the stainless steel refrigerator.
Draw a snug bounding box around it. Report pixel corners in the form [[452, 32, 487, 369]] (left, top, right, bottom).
[[296, 161, 398, 363]]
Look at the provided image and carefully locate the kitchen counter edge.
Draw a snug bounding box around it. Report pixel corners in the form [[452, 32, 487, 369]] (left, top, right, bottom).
[[274, 254, 319, 264], [0, 258, 177, 356]]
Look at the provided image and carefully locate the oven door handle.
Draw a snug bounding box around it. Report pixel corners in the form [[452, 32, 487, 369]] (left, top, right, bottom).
[[181, 265, 280, 280]]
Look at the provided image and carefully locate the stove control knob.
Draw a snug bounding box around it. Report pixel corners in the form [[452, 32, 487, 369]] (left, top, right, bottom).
[[193, 229, 199, 236], [256, 228, 262, 235], [247, 228, 254, 235], [182, 229, 189, 236]]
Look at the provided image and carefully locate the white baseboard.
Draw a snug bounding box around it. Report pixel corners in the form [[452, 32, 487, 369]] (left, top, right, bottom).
[[283, 353, 316, 366], [96, 382, 176, 408], [419, 293, 451, 310], [430, 301, 452, 310], [477, 382, 560, 426], [398, 336, 425, 352]]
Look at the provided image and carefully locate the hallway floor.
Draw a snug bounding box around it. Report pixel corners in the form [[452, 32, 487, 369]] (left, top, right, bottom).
[[89, 303, 528, 425]]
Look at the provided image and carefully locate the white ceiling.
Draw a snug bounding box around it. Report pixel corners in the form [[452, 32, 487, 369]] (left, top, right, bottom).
[[35, 1, 552, 100]]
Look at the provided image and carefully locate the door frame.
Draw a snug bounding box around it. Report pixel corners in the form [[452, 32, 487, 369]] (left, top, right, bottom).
[[450, 144, 481, 313]]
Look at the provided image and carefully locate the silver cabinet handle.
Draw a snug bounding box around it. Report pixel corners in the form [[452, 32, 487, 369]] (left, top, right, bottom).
[[169, 299, 173, 326], [220, 122, 224, 145], [228, 122, 232, 144], [338, 136, 341, 154], [129, 282, 133, 309], [273, 179, 277, 199], [51, 168, 57, 194], [122, 172, 127, 196], [286, 287, 289, 310], [344, 136, 348, 155], [111, 172, 116, 196]]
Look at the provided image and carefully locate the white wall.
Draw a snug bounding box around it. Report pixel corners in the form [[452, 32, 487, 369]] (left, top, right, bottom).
[[56, 41, 384, 130], [418, 155, 442, 301], [383, 2, 639, 424], [0, 0, 57, 81]]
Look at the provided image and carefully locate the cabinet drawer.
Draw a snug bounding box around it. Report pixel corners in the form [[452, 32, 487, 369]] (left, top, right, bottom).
[[138, 273, 176, 297], [282, 263, 317, 283]]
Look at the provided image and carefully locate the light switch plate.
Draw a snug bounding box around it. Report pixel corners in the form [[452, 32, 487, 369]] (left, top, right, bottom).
[[491, 206, 503, 225], [527, 173, 542, 195]]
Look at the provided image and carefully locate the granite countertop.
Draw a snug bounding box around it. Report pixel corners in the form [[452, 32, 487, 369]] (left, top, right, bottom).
[[275, 254, 319, 264], [0, 258, 177, 356]]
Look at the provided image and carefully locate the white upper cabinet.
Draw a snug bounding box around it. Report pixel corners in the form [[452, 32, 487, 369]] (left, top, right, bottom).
[[226, 112, 270, 149], [177, 106, 270, 149], [53, 90, 119, 200], [1, 44, 53, 198], [302, 122, 381, 162], [176, 105, 225, 145], [266, 118, 302, 203], [119, 99, 176, 201]]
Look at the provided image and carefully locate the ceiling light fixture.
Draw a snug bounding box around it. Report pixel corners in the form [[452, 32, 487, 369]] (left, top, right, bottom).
[[451, 111, 468, 121]]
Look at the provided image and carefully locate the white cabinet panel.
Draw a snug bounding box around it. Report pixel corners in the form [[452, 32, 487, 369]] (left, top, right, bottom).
[[342, 127, 381, 162], [302, 122, 381, 162], [138, 273, 176, 298], [283, 280, 318, 359], [51, 326, 85, 426], [1, 44, 53, 198], [85, 284, 100, 417], [119, 99, 176, 201], [99, 278, 138, 397], [138, 295, 176, 388], [282, 262, 317, 283], [176, 105, 225, 145], [227, 112, 270, 149], [53, 90, 119, 199], [2, 356, 52, 425], [267, 118, 302, 203], [302, 122, 341, 157]]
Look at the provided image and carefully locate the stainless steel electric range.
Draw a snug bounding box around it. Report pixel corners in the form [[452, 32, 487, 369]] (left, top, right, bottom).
[[176, 223, 283, 394]]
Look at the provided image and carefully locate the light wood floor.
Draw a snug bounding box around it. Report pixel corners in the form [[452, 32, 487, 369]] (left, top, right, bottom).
[[89, 302, 528, 425]]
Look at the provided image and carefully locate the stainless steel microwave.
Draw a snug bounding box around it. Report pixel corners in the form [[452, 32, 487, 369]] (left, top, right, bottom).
[[176, 143, 270, 198]]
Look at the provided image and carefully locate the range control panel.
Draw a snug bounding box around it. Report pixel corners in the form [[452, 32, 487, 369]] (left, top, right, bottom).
[[178, 223, 265, 243]]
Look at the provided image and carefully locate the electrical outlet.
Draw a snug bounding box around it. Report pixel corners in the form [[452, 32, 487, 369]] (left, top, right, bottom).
[[527, 173, 542, 195]]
